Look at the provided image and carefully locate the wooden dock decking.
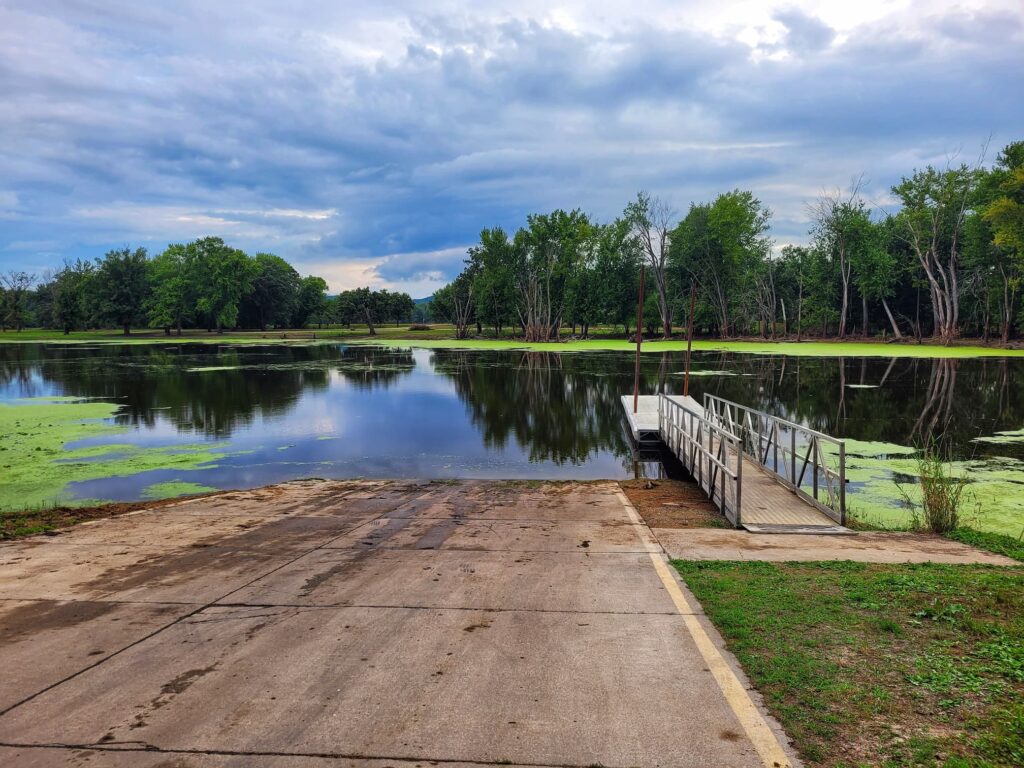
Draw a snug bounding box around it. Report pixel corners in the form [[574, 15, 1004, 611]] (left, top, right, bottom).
[[624, 394, 849, 533]]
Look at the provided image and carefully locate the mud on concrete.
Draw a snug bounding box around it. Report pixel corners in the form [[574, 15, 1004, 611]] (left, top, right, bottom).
[[0, 478, 795, 768]]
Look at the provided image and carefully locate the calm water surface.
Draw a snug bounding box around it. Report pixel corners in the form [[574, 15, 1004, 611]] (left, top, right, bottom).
[[2, 343, 1023, 504]]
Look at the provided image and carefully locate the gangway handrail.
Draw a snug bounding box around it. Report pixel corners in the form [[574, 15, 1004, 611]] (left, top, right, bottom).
[[658, 395, 744, 527], [702, 393, 846, 525]]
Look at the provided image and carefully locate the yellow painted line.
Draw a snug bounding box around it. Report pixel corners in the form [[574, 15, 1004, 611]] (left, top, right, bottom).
[[616, 489, 793, 768]]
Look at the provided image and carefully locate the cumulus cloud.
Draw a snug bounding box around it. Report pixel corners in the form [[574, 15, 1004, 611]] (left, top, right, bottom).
[[0, 1, 1021, 287]]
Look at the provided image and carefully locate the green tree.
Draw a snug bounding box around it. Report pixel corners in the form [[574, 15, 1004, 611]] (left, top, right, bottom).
[[247, 253, 301, 330], [891, 164, 981, 341], [593, 218, 641, 336], [1, 271, 36, 331], [669, 190, 771, 338], [190, 238, 256, 332], [94, 248, 149, 335], [147, 245, 194, 335], [294, 276, 329, 328], [851, 220, 902, 338], [978, 141, 1024, 342], [511, 209, 592, 341], [469, 228, 516, 337], [625, 192, 675, 338], [53, 260, 95, 334], [810, 185, 877, 338]]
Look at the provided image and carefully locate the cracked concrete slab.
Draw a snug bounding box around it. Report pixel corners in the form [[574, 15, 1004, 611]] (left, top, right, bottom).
[[0, 479, 795, 768], [223, 549, 679, 613], [0, 605, 761, 767], [0, 600, 193, 712], [326, 517, 651, 552]]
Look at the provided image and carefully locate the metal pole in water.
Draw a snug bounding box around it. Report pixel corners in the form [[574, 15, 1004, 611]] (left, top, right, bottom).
[[633, 264, 646, 413], [683, 281, 696, 397]]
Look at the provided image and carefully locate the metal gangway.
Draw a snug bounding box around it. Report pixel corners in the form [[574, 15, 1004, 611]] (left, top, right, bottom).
[[656, 394, 848, 532]]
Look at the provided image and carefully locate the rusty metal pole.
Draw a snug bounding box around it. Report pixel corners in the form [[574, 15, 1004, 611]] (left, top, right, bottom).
[[632, 264, 646, 414], [683, 281, 696, 397]]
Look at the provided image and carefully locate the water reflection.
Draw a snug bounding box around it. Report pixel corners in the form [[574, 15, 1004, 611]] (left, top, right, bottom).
[[433, 350, 632, 465], [2, 343, 1024, 493]]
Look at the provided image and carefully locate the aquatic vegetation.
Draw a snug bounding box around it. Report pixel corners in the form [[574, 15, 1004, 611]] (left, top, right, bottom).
[[974, 428, 1024, 445], [358, 337, 1024, 359], [0, 399, 230, 510], [8, 328, 1024, 358], [830, 440, 1024, 536], [141, 480, 218, 500]]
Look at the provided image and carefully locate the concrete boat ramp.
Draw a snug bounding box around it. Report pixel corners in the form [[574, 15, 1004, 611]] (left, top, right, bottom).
[[622, 394, 851, 534], [0, 479, 797, 767]]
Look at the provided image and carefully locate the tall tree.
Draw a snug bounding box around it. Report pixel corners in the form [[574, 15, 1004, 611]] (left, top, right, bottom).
[[294, 275, 329, 328], [248, 253, 301, 330], [147, 245, 194, 335], [669, 190, 771, 338], [512, 209, 592, 342], [469, 228, 516, 337], [809, 182, 875, 338], [190, 238, 256, 332], [979, 141, 1024, 343], [94, 248, 149, 335], [52, 260, 95, 334], [625, 192, 675, 338], [593, 218, 641, 336], [891, 164, 981, 342], [1, 271, 36, 332]]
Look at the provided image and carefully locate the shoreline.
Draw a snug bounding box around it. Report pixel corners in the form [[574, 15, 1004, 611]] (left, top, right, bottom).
[[3, 328, 1024, 358]]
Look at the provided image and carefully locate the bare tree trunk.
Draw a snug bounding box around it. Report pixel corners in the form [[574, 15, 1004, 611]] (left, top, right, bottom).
[[881, 298, 903, 339]]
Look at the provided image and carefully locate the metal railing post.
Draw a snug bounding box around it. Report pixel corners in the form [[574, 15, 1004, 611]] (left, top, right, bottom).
[[839, 441, 846, 526], [790, 427, 797, 486], [734, 435, 743, 528]]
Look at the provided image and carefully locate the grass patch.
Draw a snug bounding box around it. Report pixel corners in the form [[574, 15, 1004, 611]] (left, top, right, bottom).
[[674, 560, 1024, 766], [946, 529, 1024, 563]]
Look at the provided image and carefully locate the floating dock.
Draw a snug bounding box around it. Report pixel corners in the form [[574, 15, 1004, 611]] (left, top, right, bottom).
[[622, 393, 850, 534]]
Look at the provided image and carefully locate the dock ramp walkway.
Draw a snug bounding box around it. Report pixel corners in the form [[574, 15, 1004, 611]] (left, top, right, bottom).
[[623, 393, 849, 533]]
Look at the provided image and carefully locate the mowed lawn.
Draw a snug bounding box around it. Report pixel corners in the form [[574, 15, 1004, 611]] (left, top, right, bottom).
[[674, 560, 1024, 767]]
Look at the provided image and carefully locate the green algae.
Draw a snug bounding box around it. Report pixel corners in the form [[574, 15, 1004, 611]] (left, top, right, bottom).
[[973, 428, 1024, 445], [355, 338, 1024, 359], [0, 399, 230, 511], [6, 328, 1024, 358], [141, 481, 218, 500], [825, 440, 1024, 536]]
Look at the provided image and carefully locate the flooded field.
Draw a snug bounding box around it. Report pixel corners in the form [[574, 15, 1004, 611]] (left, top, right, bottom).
[[2, 342, 1023, 534]]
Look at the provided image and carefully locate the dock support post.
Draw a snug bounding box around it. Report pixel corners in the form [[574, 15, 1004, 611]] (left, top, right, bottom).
[[683, 282, 695, 397], [632, 264, 646, 413]]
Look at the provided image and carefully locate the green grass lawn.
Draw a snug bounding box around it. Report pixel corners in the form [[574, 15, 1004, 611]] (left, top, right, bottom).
[[674, 560, 1024, 767], [4, 325, 1024, 358]]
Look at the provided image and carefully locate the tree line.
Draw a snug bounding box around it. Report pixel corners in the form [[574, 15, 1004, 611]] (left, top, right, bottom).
[[431, 140, 1024, 343], [0, 236, 416, 335]]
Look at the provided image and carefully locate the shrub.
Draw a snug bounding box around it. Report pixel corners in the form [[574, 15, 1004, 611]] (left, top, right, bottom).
[[408, 323, 432, 331], [898, 450, 970, 534]]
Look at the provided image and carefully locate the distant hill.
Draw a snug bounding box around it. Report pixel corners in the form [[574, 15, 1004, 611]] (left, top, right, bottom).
[[414, 295, 433, 305]]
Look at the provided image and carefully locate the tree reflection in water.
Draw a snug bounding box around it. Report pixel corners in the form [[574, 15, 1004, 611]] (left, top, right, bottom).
[[2, 344, 1024, 464]]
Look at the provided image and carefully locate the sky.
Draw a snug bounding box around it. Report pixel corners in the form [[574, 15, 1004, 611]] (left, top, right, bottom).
[[1, 1, 1022, 298]]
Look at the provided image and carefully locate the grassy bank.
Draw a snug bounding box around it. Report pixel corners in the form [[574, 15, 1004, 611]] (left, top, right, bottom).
[[0, 494, 220, 539], [675, 560, 1024, 767], [4, 326, 1024, 358]]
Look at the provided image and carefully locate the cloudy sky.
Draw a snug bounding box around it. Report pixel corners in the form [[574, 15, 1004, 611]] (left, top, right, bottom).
[[1, 1, 1022, 297]]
